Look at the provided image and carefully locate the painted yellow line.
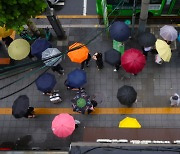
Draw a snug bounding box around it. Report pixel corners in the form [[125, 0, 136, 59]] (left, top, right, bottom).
[[36, 15, 100, 19], [1, 108, 180, 115]]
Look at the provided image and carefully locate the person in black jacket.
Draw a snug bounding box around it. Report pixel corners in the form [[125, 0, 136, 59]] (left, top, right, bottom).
[[81, 53, 91, 70], [92, 52, 104, 70]]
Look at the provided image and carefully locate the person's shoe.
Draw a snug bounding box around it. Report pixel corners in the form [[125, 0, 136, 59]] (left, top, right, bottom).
[[86, 64, 89, 67], [113, 69, 117, 72]]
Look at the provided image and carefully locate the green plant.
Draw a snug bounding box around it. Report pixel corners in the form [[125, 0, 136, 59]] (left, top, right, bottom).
[[0, 0, 47, 32]]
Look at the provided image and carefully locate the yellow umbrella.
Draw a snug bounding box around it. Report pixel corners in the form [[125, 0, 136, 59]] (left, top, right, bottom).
[[8, 39, 30, 60], [119, 117, 141, 128], [155, 39, 171, 62], [0, 26, 13, 38]]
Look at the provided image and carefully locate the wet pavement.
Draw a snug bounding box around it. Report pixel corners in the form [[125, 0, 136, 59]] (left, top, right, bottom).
[[0, 18, 180, 150]]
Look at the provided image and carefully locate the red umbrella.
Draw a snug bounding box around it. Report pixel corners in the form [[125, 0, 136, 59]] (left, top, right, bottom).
[[121, 48, 146, 74]]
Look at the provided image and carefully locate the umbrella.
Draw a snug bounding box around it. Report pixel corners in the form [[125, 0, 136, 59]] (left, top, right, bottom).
[[12, 95, 29, 118], [8, 39, 30, 60], [160, 25, 178, 41], [0, 26, 13, 38], [117, 85, 137, 107], [68, 42, 89, 63], [51, 113, 75, 138], [155, 39, 171, 62], [119, 117, 141, 128], [31, 38, 52, 59], [71, 91, 92, 114], [121, 48, 146, 74], [67, 69, 87, 88], [138, 32, 157, 47], [35, 73, 56, 93], [42, 48, 62, 66], [104, 49, 121, 66], [109, 21, 130, 42]]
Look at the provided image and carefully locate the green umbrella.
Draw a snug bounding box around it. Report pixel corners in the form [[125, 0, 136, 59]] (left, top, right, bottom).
[[77, 98, 86, 108]]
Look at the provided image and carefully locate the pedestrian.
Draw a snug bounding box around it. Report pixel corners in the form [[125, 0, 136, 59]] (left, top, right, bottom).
[[92, 52, 104, 70], [48, 90, 62, 104], [87, 100, 97, 114], [51, 63, 64, 75], [2, 36, 13, 47], [170, 93, 180, 107], [81, 53, 91, 70], [64, 79, 82, 91], [155, 54, 163, 65], [74, 119, 81, 128], [165, 40, 171, 45], [24, 107, 35, 118], [114, 62, 121, 72], [142, 46, 152, 59]]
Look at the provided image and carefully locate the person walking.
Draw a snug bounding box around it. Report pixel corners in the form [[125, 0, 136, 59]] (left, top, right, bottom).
[[51, 63, 64, 75], [114, 62, 121, 72], [142, 46, 152, 59], [81, 53, 91, 70], [170, 93, 180, 107], [87, 100, 97, 114], [24, 107, 35, 118], [92, 52, 104, 70]]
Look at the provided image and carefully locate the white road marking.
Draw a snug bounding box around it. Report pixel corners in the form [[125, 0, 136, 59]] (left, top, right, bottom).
[[83, 0, 87, 16]]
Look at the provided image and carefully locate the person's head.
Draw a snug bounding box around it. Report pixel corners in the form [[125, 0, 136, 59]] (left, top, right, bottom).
[[172, 96, 178, 100]]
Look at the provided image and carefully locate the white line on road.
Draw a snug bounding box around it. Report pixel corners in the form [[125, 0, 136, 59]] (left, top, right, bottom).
[[83, 0, 87, 16]]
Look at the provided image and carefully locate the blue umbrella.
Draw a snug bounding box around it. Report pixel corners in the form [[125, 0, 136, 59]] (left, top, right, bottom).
[[109, 21, 130, 42], [67, 69, 87, 88], [31, 38, 52, 59], [35, 73, 56, 93]]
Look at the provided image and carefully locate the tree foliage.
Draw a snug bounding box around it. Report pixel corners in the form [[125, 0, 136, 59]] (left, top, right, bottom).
[[0, 0, 47, 32]]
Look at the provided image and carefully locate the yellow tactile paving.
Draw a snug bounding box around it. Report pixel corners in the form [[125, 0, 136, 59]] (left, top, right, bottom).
[[36, 15, 100, 19], [1, 108, 180, 115]]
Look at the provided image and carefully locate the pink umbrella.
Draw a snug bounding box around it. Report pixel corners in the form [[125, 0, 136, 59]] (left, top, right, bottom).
[[51, 113, 75, 138]]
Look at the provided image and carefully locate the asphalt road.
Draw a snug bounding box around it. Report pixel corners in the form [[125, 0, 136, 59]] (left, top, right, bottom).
[[53, 0, 97, 15]]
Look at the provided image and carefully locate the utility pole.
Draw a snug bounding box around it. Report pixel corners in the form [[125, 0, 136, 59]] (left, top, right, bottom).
[[44, 1, 66, 39], [138, 0, 150, 34], [131, 0, 137, 38]]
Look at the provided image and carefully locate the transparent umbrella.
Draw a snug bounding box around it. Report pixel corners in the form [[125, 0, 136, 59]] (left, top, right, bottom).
[[160, 25, 178, 41], [42, 48, 62, 66]]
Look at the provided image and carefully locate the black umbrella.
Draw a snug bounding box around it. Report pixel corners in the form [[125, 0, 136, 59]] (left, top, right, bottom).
[[117, 85, 137, 107], [138, 32, 157, 47], [104, 49, 121, 66], [12, 95, 29, 118]]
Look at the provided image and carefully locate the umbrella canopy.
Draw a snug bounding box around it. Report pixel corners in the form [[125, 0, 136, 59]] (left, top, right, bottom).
[[0, 26, 13, 38], [117, 85, 137, 107], [138, 32, 156, 47], [104, 49, 121, 66], [71, 91, 92, 114], [8, 39, 30, 60], [109, 21, 130, 42], [68, 42, 89, 63], [119, 117, 141, 128], [121, 48, 146, 74], [31, 38, 52, 59], [155, 39, 171, 62], [35, 73, 56, 93], [160, 25, 178, 41], [12, 95, 29, 118], [67, 69, 87, 88], [51, 113, 75, 138], [42, 48, 62, 66]]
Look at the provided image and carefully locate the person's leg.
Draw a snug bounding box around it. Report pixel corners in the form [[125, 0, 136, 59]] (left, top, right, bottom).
[[81, 61, 85, 69]]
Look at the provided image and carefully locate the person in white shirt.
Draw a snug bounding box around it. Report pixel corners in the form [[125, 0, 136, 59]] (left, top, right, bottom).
[[142, 46, 152, 59], [170, 93, 180, 107]]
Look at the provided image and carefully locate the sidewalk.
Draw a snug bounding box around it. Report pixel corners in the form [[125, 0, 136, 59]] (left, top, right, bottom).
[[0, 25, 179, 150]]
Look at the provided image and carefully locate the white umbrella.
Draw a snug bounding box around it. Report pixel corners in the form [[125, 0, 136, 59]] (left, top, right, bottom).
[[160, 25, 178, 41], [42, 48, 62, 66]]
